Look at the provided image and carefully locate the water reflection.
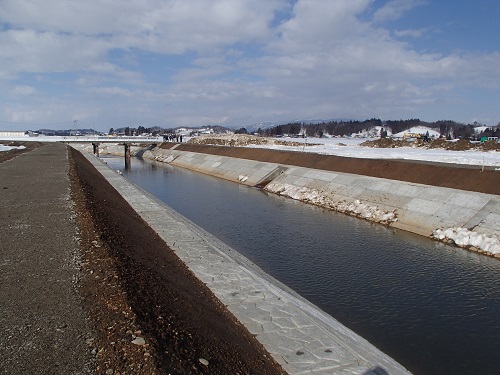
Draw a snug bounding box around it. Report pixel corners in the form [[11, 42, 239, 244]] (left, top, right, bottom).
[[104, 156, 500, 375], [124, 155, 130, 170]]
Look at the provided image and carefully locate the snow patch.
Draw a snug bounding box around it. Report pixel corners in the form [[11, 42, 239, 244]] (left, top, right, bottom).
[[153, 154, 175, 163], [432, 227, 500, 255], [392, 126, 441, 138], [265, 182, 397, 224], [0, 144, 26, 152]]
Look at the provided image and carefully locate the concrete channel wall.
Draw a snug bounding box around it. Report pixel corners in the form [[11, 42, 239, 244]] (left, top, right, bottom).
[[143, 146, 500, 256], [74, 146, 412, 375]]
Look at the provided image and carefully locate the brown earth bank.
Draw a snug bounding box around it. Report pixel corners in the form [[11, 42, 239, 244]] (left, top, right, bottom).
[[68, 148, 286, 375], [164, 144, 500, 195], [361, 137, 500, 151]]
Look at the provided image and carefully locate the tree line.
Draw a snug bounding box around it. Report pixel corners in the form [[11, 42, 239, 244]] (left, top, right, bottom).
[[109, 125, 163, 136], [254, 118, 499, 139]]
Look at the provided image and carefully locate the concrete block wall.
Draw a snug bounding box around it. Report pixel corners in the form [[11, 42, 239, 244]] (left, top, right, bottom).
[[266, 165, 499, 237], [147, 148, 282, 186], [145, 147, 499, 255]]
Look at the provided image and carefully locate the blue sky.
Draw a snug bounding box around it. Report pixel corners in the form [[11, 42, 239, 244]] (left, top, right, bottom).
[[1, 0, 499, 132]]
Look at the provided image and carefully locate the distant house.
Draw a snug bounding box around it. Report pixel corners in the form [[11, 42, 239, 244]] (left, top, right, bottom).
[[0, 130, 27, 138], [200, 128, 214, 134]]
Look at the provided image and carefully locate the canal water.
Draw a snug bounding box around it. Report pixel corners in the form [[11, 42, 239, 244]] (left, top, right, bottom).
[[106, 156, 500, 375]]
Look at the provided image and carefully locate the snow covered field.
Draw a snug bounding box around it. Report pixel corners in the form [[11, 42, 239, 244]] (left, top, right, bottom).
[[2, 134, 499, 167], [248, 137, 500, 168]]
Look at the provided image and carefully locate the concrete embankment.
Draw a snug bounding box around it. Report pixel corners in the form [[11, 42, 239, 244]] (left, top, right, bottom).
[[142, 144, 500, 256]]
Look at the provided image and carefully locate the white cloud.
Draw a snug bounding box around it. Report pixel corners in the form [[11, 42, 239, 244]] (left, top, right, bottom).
[[373, 0, 427, 22], [0, 28, 111, 76], [394, 27, 430, 38], [0, 0, 283, 53], [89, 86, 133, 97], [0, 0, 499, 129], [5, 107, 53, 124], [0, 0, 284, 84], [10, 85, 37, 96], [272, 0, 373, 52]]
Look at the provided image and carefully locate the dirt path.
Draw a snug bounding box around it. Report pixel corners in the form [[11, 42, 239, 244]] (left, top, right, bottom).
[[0, 144, 94, 374]]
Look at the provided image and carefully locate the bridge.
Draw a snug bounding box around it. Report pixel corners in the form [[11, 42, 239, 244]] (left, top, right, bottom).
[[0, 135, 163, 143], [0, 134, 164, 162]]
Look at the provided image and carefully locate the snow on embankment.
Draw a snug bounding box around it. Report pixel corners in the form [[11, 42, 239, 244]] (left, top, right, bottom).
[[265, 179, 500, 257], [433, 228, 500, 256], [265, 182, 397, 225]]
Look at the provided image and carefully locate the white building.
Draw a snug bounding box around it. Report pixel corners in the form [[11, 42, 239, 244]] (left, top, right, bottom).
[[0, 131, 27, 138]]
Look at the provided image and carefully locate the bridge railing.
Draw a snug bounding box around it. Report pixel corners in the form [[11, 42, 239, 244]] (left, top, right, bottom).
[[64, 136, 164, 143]]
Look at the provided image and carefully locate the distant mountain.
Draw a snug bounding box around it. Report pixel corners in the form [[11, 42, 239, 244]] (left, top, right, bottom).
[[243, 122, 281, 133], [242, 118, 357, 133]]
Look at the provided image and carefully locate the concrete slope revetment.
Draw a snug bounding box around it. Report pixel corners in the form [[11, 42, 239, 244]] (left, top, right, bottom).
[[143, 145, 500, 257]]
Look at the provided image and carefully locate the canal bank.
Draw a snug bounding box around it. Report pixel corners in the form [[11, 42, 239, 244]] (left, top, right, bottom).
[[132, 144, 499, 256], [72, 146, 412, 374]]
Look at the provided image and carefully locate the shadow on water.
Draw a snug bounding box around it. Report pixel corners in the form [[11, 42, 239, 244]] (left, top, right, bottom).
[[105, 156, 500, 375], [124, 156, 130, 171], [364, 367, 389, 375]]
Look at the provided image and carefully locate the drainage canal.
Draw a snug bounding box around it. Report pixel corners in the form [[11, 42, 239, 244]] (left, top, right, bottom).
[[105, 156, 500, 375]]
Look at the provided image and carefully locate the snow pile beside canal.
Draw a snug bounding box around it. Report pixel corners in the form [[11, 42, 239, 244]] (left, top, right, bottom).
[[265, 182, 397, 224], [0, 144, 26, 152], [433, 228, 500, 256]]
